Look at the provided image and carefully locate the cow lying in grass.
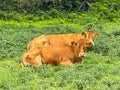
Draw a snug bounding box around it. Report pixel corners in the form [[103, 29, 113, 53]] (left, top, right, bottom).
[[27, 30, 100, 50], [21, 38, 91, 67]]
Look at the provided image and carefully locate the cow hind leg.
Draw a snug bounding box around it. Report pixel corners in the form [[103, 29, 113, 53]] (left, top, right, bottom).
[[32, 54, 43, 67]]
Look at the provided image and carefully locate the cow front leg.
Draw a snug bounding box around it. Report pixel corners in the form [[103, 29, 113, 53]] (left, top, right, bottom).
[[60, 60, 74, 66]]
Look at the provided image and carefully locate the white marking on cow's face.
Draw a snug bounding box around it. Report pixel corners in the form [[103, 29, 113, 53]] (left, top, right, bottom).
[[89, 41, 94, 46], [92, 42, 94, 46]]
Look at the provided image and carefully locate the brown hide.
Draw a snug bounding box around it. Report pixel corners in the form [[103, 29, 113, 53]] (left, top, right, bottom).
[[21, 38, 89, 67], [27, 35, 50, 50], [27, 30, 100, 50]]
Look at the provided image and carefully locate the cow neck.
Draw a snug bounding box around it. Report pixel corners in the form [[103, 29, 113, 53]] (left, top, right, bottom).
[[72, 46, 79, 58]]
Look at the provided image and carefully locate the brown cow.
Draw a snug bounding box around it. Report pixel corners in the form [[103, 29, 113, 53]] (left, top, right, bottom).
[[21, 38, 90, 67], [27, 30, 100, 50]]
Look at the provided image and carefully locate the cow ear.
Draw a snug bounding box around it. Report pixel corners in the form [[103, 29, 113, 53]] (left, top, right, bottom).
[[71, 42, 77, 46], [95, 33, 100, 37], [81, 32, 87, 37]]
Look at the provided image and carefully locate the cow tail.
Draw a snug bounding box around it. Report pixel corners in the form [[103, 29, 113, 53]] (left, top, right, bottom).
[[20, 60, 25, 68]]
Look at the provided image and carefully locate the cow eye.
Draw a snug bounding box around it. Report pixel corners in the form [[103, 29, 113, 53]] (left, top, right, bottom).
[[84, 47, 86, 51]]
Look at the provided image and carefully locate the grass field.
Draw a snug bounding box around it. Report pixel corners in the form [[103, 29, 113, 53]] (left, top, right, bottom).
[[0, 18, 120, 90]]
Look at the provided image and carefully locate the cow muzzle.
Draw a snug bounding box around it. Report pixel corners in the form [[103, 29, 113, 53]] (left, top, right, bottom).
[[87, 41, 94, 47], [78, 53, 86, 57], [91, 42, 94, 46]]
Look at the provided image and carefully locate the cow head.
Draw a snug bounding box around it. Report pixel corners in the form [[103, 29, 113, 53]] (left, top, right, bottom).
[[71, 38, 88, 57], [85, 29, 100, 47]]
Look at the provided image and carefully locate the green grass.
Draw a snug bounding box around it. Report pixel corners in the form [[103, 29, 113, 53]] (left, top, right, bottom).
[[0, 18, 85, 29], [0, 56, 120, 90], [0, 18, 120, 90]]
